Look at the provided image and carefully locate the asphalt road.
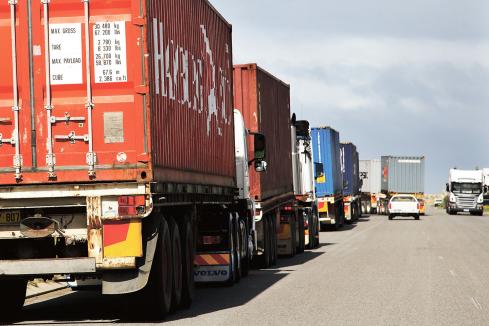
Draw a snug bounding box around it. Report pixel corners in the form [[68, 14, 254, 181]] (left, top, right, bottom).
[[18, 208, 489, 325]]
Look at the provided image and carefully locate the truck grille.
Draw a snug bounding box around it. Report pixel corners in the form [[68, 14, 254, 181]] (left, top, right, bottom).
[[456, 195, 477, 209]]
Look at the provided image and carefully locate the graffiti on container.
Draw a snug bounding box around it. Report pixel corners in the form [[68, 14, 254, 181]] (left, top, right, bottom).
[[152, 19, 232, 137]]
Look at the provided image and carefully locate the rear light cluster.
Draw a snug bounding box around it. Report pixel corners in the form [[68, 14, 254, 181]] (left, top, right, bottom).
[[282, 206, 293, 211], [417, 203, 421, 210], [202, 235, 222, 245], [388, 203, 392, 210], [118, 195, 146, 216]]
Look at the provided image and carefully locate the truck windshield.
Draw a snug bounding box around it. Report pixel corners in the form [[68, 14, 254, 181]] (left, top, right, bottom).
[[452, 182, 482, 194]]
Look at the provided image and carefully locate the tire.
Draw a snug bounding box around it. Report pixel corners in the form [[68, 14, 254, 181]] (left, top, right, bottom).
[[179, 220, 195, 309], [388, 214, 394, 220], [239, 218, 250, 277], [228, 218, 241, 284], [290, 216, 297, 256], [167, 217, 182, 312], [0, 279, 27, 322], [145, 217, 173, 319], [255, 217, 270, 269], [271, 216, 278, 265], [297, 214, 305, 254], [415, 214, 420, 220]]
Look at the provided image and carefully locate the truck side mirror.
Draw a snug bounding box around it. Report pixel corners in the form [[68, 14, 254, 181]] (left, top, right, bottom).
[[314, 162, 324, 178], [446, 183, 449, 192], [484, 185, 488, 193], [255, 160, 268, 173], [253, 133, 266, 161]]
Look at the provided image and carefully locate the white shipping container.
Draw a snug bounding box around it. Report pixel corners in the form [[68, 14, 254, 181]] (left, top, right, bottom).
[[360, 159, 381, 194]]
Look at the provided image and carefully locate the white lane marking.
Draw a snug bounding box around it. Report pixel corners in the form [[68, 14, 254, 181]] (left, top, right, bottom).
[[449, 270, 456, 277], [471, 297, 483, 310], [438, 256, 444, 260]]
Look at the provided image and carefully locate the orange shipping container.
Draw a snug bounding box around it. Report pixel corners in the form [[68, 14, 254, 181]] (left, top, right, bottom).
[[0, 0, 235, 188], [233, 64, 293, 202]]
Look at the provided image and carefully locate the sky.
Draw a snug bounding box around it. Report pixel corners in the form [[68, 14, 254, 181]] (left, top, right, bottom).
[[210, 0, 489, 193]]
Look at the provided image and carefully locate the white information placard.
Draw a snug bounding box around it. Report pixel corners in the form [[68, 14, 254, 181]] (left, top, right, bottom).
[[93, 21, 128, 84], [49, 23, 83, 85]]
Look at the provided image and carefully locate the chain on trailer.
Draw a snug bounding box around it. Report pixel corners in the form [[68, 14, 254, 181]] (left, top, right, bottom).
[[7, 0, 22, 180], [42, 0, 96, 178]]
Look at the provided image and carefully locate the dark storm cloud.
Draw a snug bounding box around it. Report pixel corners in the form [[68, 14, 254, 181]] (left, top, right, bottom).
[[210, 0, 489, 192]]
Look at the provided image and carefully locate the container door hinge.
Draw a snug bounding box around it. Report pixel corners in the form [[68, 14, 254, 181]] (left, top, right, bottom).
[[132, 17, 146, 26], [135, 85, 149, 95]]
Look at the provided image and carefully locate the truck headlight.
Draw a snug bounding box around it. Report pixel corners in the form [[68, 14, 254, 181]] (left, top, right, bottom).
[[477, 194, 484, 204], [449, 194, 456, 203]]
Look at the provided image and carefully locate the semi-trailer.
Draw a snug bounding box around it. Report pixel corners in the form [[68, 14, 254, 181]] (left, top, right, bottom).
[[359, 159, 382, 214], [233, 64, 302, 264], [311, 127, 345, 230], [377, 156, 425, 215], [291, 118, 320, 249], [0, 0, 265, 318], [446, 169, 484, 216], [340, 143, 361, 223]]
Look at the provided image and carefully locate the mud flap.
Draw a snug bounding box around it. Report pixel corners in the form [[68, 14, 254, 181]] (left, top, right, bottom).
[[194, 253, 232, 283], [101, 214, 160, 295]]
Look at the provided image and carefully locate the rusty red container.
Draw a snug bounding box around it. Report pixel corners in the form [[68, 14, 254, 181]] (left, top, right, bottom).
[[0, 0, 235, 188], [233, 64, 293, 201]]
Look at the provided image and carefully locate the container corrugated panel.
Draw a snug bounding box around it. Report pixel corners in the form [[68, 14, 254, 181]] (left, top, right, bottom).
[[311, 127, 342, 197], [360, 159, 381, 194], [148, 0, 235, 187], [233, 64, 293, 201], [0, 0, 235, 188], [340, 143, 360, 196], [381, 156, 425, 194]]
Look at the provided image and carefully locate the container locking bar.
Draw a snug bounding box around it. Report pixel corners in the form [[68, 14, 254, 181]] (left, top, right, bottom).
[[55, 131, 89, 144], [9, 0, 22, 180], [50, 112, 86, 124], [42, 0, 56, 179], [84, 0, 96, 177]]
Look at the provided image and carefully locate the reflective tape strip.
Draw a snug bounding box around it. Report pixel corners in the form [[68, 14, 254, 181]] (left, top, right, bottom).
[[194, 254, 230, 266]]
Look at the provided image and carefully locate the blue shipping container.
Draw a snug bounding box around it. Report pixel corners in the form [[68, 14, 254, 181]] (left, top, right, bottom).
[[311, 127, 343, 197], [340, 143, 360, 196]]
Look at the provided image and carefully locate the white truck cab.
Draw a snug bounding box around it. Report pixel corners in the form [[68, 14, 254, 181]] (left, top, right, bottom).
[[446, 169, 485, 216]]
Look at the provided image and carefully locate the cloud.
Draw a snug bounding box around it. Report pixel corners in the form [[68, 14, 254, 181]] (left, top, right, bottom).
[[210, 0, 489, 192]]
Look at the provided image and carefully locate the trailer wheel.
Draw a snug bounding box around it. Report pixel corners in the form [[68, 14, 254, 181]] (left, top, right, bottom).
[[297, 214, 305, 254], [167, 217, 183, 312], [270, 218, 278, 266], [146, 217, 173, 318], [289, 215, 297, 257], [239, 218, 250, 277], [0, 279, 26, 321], [180, 220, 195, 309], [265, 215, 274, 268]]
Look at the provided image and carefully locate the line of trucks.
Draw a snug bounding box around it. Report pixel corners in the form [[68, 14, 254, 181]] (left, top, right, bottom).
[[0, 0, 366, 320], [0, 0, 432, 319]]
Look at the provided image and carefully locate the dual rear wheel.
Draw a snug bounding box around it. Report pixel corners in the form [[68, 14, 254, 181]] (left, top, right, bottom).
[[143, 215, 194, 319]]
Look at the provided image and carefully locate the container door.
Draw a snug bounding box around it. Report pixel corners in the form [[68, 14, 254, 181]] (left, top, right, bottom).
[[31, 0, 146, 180], [0, 0, 33, 181]]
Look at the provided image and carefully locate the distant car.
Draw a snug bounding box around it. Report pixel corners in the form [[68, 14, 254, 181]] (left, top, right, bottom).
[[388, 194, 420, 220], [434, 198, 443, 207], [418, 198, 426, 215]]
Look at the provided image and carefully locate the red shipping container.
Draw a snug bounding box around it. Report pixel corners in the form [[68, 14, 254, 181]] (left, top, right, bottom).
[[233, 64, 293, 202], [0, 0, 235, 188]]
